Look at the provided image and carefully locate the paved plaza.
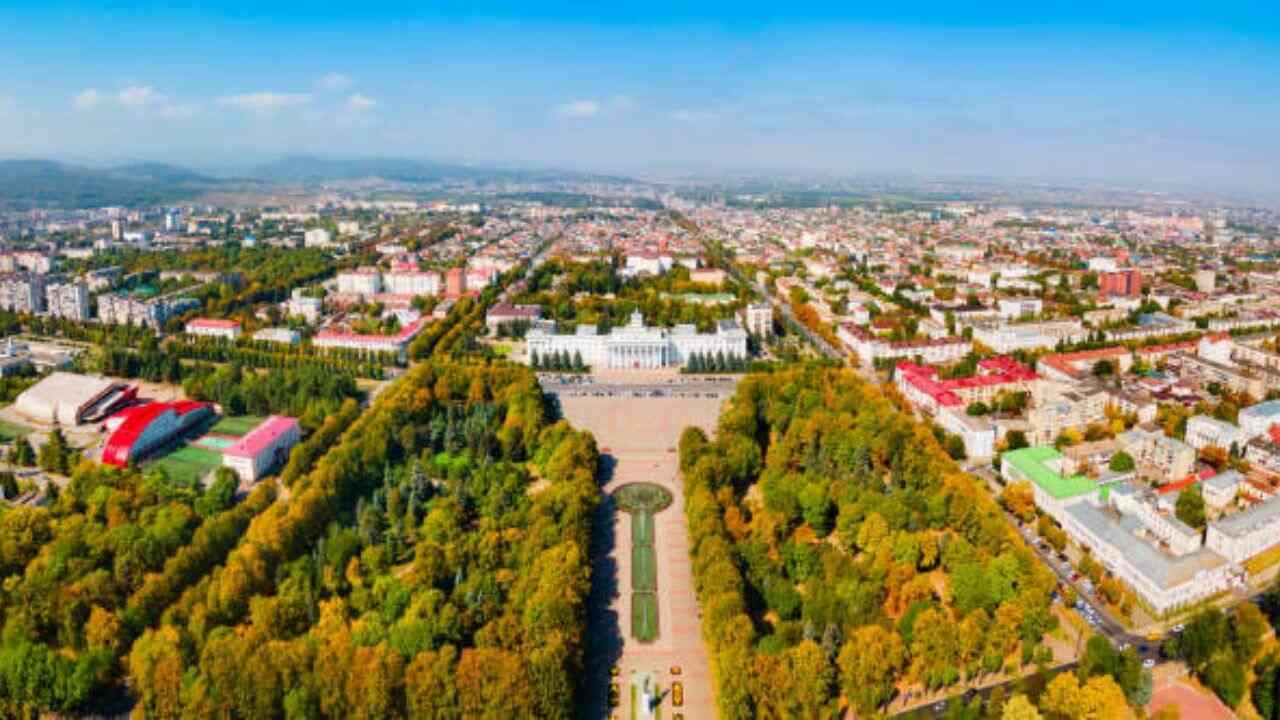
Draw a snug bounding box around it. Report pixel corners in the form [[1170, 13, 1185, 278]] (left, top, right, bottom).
[[557, 375, 730, 720]]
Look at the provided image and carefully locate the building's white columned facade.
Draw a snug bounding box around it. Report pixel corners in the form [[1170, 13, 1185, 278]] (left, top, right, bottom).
[[526, 311, 747, 370]]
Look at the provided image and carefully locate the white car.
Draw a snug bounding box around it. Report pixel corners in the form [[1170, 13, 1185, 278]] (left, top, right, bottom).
[[1143, 659, 1156, 669]]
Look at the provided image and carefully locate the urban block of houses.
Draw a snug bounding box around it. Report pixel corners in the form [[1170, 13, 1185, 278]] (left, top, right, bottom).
[[894, 356, 1037, 415], [838, 323, 970, 365], [1002, 446, 1238, 615]]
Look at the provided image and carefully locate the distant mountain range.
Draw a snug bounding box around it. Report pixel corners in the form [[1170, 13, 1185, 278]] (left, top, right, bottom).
[[244, 154, 627, 186], [0, 156, 634, 211], [0, 160, 223, 211]]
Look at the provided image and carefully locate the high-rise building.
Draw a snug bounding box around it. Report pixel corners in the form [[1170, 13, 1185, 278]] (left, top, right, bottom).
[[1099, 268, 1142, 298], [45, 281, 90, 320], [445, 267, 466, 297], [0, 274, 46, 314]]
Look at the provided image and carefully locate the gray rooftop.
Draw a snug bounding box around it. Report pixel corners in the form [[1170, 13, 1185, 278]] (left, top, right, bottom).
[[1066, 502, 1226, 589], [1210, 492, 1280, 538]]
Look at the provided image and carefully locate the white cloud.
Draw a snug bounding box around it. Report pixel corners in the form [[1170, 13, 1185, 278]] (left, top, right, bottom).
[[73, 88, 103, 110], [345, 93, 377, 111], [318, 72, 353, 91], [117, 85, 162, 107], [160, 104, 198, 118], [555, 99, 603, 118], [217, 92, 312, 112]]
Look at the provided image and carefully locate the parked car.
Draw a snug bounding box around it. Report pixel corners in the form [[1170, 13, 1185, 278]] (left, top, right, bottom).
[[672, 682, 684, 707]]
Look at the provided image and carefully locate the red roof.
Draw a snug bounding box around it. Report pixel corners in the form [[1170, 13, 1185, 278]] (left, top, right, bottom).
[[313, 318, 426, 345], [187, 318, 241, 330], [102, 400, 211, 467], [897, 357, 1036, 407], [1157, 473, 1202, 496], [223, 415, 299, 459]]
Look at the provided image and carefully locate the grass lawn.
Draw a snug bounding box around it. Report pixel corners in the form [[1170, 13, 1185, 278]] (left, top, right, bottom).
[[632, 591, 659, 643], [209, 415, 264, 437], [633, 511, 654, 545], [150, 444, 224, 485], [0, 419, 32, 442], [632, 544, 657, 593]]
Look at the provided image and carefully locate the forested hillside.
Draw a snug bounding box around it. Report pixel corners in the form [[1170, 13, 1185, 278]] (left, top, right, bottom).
[[680, 366, 1060, 718]]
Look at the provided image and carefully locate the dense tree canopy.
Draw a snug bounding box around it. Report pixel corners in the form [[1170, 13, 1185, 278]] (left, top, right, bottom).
[[128, 361, 598, 718], [680, 366, 1057, 718]]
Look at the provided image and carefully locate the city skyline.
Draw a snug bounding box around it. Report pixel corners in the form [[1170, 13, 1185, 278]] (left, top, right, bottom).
[[3, 1, 1279, 196]]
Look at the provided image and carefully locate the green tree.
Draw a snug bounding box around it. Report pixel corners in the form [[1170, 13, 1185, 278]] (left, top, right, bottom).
[[1109, 451, 1135, 473], [37, 426, 71, 474], [1175, 485, 1206, 529]]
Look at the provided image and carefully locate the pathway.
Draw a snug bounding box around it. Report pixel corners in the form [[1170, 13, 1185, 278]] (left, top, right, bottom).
[[559, 386, 726, 720]]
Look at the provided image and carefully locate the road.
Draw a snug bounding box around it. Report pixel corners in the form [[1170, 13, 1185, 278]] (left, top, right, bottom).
[[556, 384, 725, 720], [679, 214, 847, 362], [968, 464, 1165, 654]]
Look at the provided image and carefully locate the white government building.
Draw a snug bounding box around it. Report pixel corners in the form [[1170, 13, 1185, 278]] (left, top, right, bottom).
[[525, 311, 748, 370]]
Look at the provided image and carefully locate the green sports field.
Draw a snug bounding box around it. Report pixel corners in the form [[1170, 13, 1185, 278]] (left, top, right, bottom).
[[151, 445, 223, 485], [210, 415, 265, 436]]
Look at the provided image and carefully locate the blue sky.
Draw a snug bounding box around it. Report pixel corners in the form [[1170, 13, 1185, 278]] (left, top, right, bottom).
[[2, 1, 1278, 194]]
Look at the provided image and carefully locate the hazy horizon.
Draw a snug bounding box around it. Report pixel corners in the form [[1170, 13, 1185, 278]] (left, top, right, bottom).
[[4, 1, 1279, 196]]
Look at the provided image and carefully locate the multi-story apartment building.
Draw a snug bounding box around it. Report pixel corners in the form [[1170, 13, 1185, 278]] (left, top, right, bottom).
[[1036, 347, 1132, 383], [285, 289, 323, 324], [1099, 268, 1142, 298], [1026, 387, 1109, 446], [1206, 493, 1280, 564], [336, 267, 384, 296], [384, 269, 441, 296], [1116, 426, 1196, 483], [0, 273, 46, 314], [740, 302, 773, 337], [971, 318, 1087, 354], [1240, 401, 1280, 441], [894, 356, 1037, 415], [304, 228, 333, 248], [1185, 414, 1246, 451], [44, 281, 90, 321], [185, 318, 242, 340], [838, 324, 969, 365], [97, 293, 197, 329]]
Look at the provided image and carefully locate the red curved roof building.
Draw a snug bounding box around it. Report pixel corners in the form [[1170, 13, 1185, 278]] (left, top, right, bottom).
[[101, 400, 213, 467]]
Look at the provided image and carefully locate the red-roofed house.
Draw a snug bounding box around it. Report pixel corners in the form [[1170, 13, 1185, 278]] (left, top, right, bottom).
[[221, 415, 301, 482], [185, 318, 242, 340]]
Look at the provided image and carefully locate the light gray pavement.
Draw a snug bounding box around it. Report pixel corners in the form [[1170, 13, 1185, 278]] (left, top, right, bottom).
[[558, 385, 727, 720]]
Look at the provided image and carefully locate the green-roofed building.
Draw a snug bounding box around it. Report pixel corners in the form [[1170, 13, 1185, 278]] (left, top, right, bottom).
[[1001, 445, 1099, 526]]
